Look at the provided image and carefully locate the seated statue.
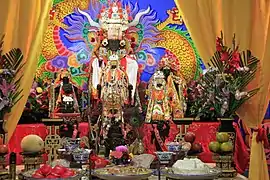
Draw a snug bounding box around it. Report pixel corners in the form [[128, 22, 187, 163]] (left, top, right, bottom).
[[53, 70, 80, 114], [145, 70, 171, 122]]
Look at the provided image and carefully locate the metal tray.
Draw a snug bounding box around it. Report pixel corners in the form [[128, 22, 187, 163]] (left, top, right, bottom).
[[161, 167, 221, 180], [21, 169, 84, 180], [93, 167, 153, 180]]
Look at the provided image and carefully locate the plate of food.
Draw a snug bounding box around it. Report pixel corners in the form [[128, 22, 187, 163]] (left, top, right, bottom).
[[93, 166, 153, 180], [161, 158, 221, 179], [21, 164, 84, 180]]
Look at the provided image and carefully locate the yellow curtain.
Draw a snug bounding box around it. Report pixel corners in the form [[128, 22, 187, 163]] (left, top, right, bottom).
[[0, 0, 52, 141], [175, 0, 270, 179]]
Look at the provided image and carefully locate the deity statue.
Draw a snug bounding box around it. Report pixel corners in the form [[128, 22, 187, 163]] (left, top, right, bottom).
[[98, 54, 130, 134], [143, 52, 186, 152], [52, 70, 80, 114], [145, 71, 171, 122], [65, 1, 160, 155], [158, 50, 187, 117], [75, 1, 158, 109]]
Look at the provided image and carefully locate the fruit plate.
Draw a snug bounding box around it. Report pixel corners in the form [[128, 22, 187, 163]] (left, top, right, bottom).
[[21, 169, 84, 180], [92, 166, 154, 180], [161, 167, 221, 180]]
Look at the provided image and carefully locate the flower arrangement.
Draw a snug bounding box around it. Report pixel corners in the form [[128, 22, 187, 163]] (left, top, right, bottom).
[[25, 79, 49, 112], [187, 33, 259, 120], [110, 145, 133, 165], [0, 35, 23, 120], [20, 79, 49, 123]]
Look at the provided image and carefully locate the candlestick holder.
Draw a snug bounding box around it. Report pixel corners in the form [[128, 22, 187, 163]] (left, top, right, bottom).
[[20, 151, 43, 172], [0, 153, 8, 180], [9, 152, 16, 180], [42, 118, 63, 164]]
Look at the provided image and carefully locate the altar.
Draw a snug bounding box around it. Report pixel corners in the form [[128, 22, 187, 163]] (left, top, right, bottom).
[[1, 0, 270, 179]]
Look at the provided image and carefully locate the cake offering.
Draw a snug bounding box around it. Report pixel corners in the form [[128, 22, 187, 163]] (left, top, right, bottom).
[[161, 158, 221, 179], [172, 158, 208, 174]]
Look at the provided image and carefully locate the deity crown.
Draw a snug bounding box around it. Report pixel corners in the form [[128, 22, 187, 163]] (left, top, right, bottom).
[[99, 2, 131, 27], [153, 70, 165, 80]]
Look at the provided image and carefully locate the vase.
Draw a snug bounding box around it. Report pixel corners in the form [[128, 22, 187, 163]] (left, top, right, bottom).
[[137, 139, 145, 154], [218, 118, 235, 132]]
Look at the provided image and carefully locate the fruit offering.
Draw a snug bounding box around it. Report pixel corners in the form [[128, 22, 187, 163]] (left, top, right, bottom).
[[216, 132, 230, 143], [0, 144, 8, 154], [31, 164, 76, 179], [183, 132, 203, 155], [209, 132, 233, 154], [184, 132, 196, 143], [21, 135, 44, 153]]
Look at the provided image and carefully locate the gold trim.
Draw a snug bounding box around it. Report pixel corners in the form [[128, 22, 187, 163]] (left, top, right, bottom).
[[173, 117, 194, 121], [217, 118, 234, 121], [42, 118, 63, 122]]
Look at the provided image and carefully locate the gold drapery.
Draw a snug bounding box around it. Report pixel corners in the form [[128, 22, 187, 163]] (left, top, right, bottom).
[[0, 0, 52, 141], [175, 0, 270, 179]]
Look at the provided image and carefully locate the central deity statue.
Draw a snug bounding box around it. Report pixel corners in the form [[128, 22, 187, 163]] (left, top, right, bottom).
[[75, 1, 155, 155]]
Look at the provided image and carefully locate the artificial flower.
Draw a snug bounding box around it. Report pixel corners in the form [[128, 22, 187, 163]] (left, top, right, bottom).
[[36, 87, 43, 94], [116, 145, 128, 152], [220, 52, 229, 61], [110, 151, 123, 159], [0, 79, 15, 96]]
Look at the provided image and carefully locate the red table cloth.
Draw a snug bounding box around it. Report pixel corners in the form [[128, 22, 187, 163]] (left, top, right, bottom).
[[187, 122, 220, 163], [7, 122, 238, 165]]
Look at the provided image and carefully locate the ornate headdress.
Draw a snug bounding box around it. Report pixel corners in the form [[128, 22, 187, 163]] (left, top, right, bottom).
[[78, 1, 151, 32], [153, 70, 165, 80]]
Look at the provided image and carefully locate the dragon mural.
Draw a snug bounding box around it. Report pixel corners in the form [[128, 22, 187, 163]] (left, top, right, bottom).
[[36, 0, 202, 88]]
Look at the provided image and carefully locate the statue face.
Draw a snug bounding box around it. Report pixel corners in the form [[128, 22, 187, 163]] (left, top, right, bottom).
[[153, 78, 166, 91]]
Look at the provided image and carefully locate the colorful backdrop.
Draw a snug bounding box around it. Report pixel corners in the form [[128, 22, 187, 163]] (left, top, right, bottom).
[[36, 0, 270, 118], [36, 0, 203, 90]]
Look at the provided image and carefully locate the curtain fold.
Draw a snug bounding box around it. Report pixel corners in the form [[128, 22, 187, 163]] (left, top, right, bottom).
[[0, 0, 52, 141], [175, 0, 270, 179]]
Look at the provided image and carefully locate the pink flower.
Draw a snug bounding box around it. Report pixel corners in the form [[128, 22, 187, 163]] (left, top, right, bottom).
[[110, 151, 123, 159], [115, 145, 128, 153], [0, 79, 15, 96]]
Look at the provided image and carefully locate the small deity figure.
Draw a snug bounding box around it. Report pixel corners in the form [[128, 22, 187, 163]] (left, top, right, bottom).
[[53, 70, 80, 114], [158, 50, 187, 117], [143, 52, 186, 152], [145, 71, 171, 122]]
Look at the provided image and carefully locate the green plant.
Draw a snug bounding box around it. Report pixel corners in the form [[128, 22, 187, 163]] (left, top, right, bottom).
[[187, 32, 259, 119], [0, 35, 24, 119]]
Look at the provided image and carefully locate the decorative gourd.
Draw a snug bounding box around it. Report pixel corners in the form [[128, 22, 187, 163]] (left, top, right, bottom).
[[21, 135, 44, 152]]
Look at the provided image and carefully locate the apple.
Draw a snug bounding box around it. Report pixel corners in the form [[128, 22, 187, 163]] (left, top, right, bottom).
[[51, 165, 66, 176], [216, 132, 230, 143], [40, 164, 52, 176], [62, 169, 75, 178], [209, 141, 220, 153], [46, 174, 58, 179], [0, 145, 8, 154], [32, 173, 44, 178], [191, 142, 202, 152], [184, 132, 196, 143]]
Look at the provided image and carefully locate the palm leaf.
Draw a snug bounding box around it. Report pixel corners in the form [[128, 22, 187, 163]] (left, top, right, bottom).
[[0, 35, 4, 60], [2, 48, 24, 74], [0, 34, 24, 112]]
